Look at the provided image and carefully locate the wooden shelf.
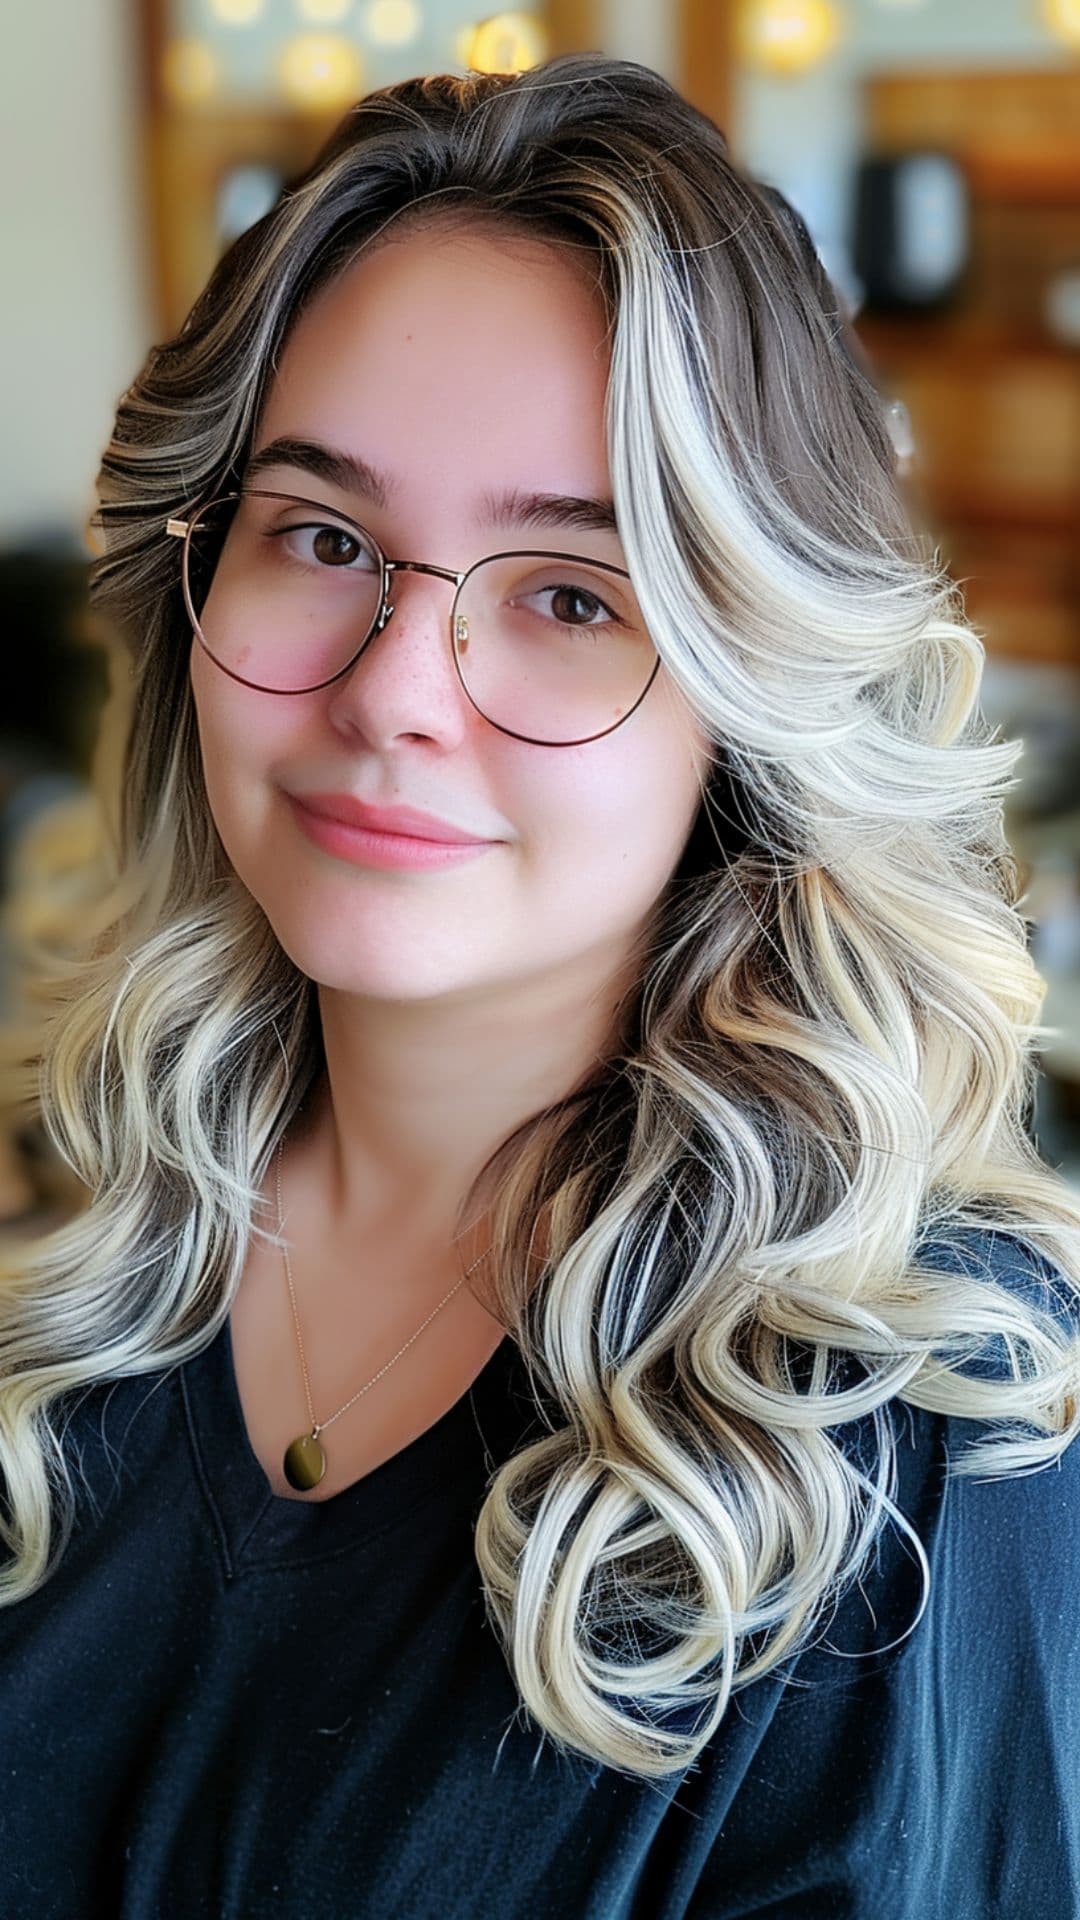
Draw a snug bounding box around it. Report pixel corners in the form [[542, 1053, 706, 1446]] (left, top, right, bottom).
[[856, 312, 1076, 365], [853, 64, 1078, 671]]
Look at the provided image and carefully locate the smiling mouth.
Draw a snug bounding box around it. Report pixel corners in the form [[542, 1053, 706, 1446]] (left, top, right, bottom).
[[287, 795, 499, 869]]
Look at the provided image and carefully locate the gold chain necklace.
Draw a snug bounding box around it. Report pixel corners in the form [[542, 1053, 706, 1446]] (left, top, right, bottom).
[[275, 1135, 492, 1492]]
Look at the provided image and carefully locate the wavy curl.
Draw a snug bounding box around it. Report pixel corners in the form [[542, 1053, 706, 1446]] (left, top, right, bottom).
[[2, 53, 1079, 1780]]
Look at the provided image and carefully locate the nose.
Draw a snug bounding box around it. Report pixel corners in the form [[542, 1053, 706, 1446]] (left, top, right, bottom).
[[338, 565, 470, 723]]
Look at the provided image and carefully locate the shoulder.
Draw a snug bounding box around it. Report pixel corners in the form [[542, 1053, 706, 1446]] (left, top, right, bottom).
[[910, 1217, 1080, 1395], [888, 1221, 1080, 1663], [911, 1216, 1077, 1309], [905, 1214, 1080, 1500], [683, 1227, 1080, 1913], [878, 1337, 1080, 1911], [810, 1219, 1080, 1681]]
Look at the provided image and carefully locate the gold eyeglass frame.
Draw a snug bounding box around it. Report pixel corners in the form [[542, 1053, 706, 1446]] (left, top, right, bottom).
[[165, 486, 663, 748]]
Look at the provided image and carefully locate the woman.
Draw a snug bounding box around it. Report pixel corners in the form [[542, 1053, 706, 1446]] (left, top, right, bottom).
[[1, 53, 1078, 1919]]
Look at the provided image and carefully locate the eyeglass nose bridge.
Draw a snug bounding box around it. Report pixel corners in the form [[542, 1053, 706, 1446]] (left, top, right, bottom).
[[372, 556, 471, 646]]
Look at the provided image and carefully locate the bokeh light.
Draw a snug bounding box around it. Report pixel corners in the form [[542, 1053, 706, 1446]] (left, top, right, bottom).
[[736, 0, 842, 75], [1041, 0, 1080, 50], [161, 38, 222, 107], [462, 11, 548, 75], [363, 0, 422, 46], [274, 33, 366, 108]]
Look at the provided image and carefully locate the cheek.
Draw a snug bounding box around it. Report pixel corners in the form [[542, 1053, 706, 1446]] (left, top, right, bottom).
[[189, 677, 289, 857], [522, 730, 701, 898], [191, 653, 286, 785]]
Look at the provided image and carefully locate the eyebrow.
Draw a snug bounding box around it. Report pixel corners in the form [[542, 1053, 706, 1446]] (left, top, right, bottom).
[[242, 436, 620, 537]]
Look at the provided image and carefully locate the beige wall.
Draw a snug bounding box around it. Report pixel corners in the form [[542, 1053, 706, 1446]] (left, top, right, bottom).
[[1, 0, 152, 550]]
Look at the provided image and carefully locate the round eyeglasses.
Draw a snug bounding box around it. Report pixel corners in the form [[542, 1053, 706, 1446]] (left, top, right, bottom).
[[165, 487, 663, 748]]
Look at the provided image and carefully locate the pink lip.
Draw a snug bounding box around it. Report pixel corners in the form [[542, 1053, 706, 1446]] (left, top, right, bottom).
[[287, 796, 497, 871], [290, 792, 495, 844]]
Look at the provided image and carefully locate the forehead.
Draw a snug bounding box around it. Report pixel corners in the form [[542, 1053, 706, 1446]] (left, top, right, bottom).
[[251, 223, 619, 545], [261, 226, 609, 433]]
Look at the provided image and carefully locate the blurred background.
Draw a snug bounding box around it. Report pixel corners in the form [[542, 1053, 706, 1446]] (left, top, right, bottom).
[[1, 0, 1078, 1226]]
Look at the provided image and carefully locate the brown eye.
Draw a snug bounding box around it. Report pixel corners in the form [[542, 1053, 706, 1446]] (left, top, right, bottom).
[[309, 526, 362, 567], [271, 520, 379, 573]]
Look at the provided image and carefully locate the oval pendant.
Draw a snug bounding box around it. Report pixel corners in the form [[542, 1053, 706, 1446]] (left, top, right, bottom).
[[284, 1431, 327, 1491]]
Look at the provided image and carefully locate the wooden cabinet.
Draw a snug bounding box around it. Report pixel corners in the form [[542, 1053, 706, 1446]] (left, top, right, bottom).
[[856, 69, 1079, 667]]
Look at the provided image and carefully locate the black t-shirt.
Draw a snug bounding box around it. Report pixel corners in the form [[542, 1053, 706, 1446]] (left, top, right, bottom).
[[1, 1229, 1078, 1919]]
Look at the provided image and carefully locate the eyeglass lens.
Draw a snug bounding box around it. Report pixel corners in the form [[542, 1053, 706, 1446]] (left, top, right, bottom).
[[184, 490, 658, 745]]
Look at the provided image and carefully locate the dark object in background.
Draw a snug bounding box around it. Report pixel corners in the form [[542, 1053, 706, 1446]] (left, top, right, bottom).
[[0, 546, 109, 896], [853, 151, 970, 312], [1, 547, 107, 773]]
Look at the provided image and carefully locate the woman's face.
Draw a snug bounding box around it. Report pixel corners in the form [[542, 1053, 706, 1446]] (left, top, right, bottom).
[[189, 222, 711, 1015]]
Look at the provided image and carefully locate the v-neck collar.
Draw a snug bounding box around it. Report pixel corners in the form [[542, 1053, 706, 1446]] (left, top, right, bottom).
[[179, 1311, 540, 1572]]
